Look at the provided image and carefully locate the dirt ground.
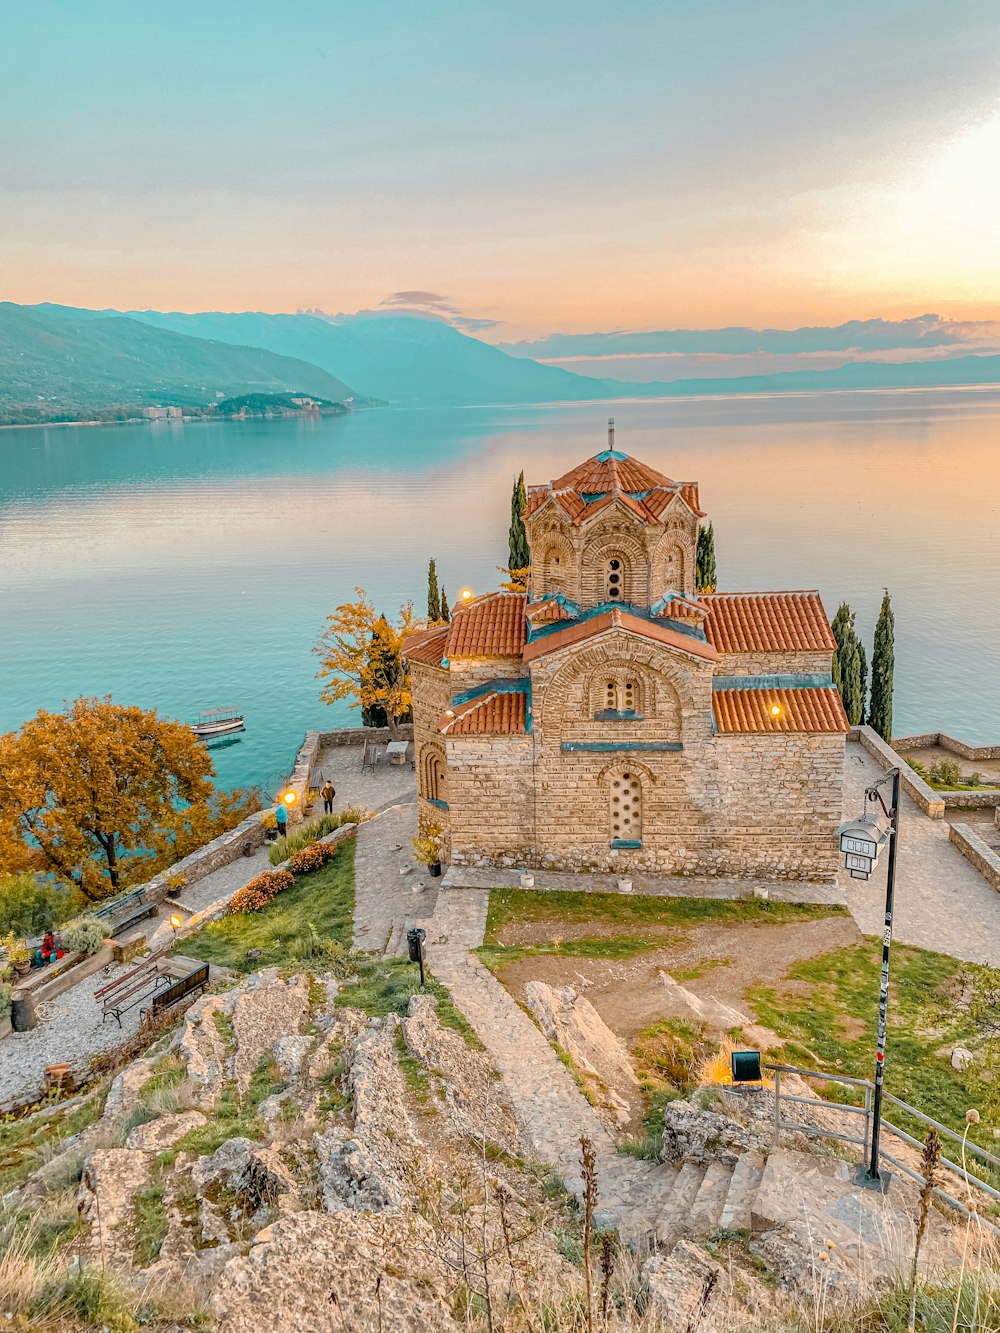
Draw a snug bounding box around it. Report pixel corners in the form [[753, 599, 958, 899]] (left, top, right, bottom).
[[493, 913, 864, 1128], [903, 743, 1000, 785]]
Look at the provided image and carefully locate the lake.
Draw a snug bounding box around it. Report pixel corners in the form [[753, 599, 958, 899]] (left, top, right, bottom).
[[1, 388, 999, 795]]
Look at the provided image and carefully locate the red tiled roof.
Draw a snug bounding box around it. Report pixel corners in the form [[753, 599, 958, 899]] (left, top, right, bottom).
[[525, 597, 576, 625], [702, 592, 835, 655], [444, 592, 528, 659], [523, 607, 721, 664], [440, 690, 527, 736], [402, 624, 450, 667], [551, 452, 675, 495], [713, 687, 849, 734]]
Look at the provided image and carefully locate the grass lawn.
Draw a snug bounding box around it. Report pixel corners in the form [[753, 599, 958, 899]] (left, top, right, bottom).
[[182, 838, 355, 973], [748, 942, 995, 1154], [479, 887, 844, 968]]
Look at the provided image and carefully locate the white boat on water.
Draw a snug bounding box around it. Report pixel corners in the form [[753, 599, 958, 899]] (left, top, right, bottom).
[[191, 707, 245, 739]]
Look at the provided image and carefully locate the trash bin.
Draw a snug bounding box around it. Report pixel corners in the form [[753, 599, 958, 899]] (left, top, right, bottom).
[[11, 992, 37, 1032]]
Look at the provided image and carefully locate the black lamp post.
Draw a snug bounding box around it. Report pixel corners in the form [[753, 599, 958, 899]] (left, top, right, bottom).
[[837, 766, 900, 1190]]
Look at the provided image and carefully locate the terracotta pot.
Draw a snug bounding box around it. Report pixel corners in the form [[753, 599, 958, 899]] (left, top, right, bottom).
[[13, 960, 31, 976]]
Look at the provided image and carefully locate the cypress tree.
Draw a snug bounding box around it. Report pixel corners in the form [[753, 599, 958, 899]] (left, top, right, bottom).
[[840, 632, 864, 725], [695, 523, 717, 592], [508, 471, 530, 573], [427, 559, 440, 622], [868, 590, 895, 741], [830, 602, 851, 694], [858, 639, 868, 721], [439, 587, 450, 622]]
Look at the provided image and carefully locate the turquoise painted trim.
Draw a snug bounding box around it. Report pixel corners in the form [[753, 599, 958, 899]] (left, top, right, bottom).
[[427, 797, 449, 811], [450, 677, 530, 707], [611, 838, 642, 849], [712, 674, 835, 691], [595, 448, 628, 462], [593, 709, 645, 721], [525, 599, 709, 646], [530, 592, 581, 618], [561, 741, 683, 753]]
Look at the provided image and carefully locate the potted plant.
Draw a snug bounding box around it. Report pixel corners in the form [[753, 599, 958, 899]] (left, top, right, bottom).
[[2, 931, 32, 976], [412, 825, 444, 877]]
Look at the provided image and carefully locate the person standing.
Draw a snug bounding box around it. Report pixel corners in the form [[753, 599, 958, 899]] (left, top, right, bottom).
[[275, 801, 288, 840], [321, 780, 336, 814]]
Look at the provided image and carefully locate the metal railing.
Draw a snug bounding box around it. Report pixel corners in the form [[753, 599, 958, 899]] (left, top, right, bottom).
[[766, 1063, 1000, 1234]]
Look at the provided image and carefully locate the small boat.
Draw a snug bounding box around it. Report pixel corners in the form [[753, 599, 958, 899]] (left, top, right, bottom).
[[191, 707, 245, 739]]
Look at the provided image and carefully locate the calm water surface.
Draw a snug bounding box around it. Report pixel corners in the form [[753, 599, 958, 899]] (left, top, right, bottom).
[[1, 390, 999, 792]]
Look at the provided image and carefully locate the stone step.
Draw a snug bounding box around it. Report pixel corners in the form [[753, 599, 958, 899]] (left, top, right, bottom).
[[654, 1161, 704, 1252], [686, 1159, 734, 1238], [718, 1150, 765, 1233]]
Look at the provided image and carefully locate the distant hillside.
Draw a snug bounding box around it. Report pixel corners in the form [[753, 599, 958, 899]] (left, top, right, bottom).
[[0, 304, 360, 420]]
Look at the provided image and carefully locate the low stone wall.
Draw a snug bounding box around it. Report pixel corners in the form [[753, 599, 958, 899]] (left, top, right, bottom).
[[16, 943, 116, 1008], [949, 823, 1000, 893], [848, 727, 945, 818], [894, 731, 1000, 761], [285, 730, 322, 823], [939, 790, 1000, 809]]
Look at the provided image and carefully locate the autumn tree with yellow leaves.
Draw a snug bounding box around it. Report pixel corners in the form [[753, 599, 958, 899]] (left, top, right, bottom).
[[0, 697, 258, 900], [314, 588, 418, 739]]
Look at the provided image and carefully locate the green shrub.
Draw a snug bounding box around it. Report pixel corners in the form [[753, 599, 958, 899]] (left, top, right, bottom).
[[905, 757, 927, 777], [268, 807, 370, 865], [0, 981, 11, 1021], [61, 916, 107, 956], [930, 758, 962, 787], [0, 873, 78, 937]]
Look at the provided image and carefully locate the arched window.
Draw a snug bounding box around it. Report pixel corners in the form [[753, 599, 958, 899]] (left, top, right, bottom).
[[609, 771, 642, 844], [592, 673, 645, 718], [607, 557, 623, 600], [541, 542, 568, 595], [421, 747, 447, 806], [605, 680, 617, 711]]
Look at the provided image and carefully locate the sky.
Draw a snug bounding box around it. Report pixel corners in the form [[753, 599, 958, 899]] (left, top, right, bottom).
[[2, 1, 1000, 341]]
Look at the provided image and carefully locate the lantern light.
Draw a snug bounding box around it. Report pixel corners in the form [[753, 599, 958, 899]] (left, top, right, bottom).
[[770, 704, 782, 717], [460, 588, 474, 601], [282, 790, 297, 806]]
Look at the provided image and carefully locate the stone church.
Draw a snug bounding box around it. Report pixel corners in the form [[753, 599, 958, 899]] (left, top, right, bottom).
[[404, 437, 849, 882]]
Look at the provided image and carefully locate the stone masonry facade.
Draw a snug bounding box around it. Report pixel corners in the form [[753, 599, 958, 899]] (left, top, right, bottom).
[[404, 438, 849, 882]]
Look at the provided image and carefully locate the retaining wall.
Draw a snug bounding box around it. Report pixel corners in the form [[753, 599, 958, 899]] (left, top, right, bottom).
[[134, 809, 270, 909], [894, 732, 1000, 761], [949, 823, 1000, 893], [849, 727, 945, 818]]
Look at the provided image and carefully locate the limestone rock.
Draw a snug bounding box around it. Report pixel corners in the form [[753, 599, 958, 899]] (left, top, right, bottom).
[[126, 1110, 206, 1152], [79, 1148, 151, 1253], [232, 971, 308, 1092], [644, 1241, 732, 1332], [658, 970, 750, 1030], [521, 980, 639, 1124], [211, 1210, 460, 1333], [661, 1100, 767, 1166], [100, 1058, 157, 1125], [179, 993, 233, 1108], [951, 1046, 976, 1072], [273, 1034, 311, 1081]]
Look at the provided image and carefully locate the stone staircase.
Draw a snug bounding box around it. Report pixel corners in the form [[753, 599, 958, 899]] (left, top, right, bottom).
[[619, 1150, 766, 1253]]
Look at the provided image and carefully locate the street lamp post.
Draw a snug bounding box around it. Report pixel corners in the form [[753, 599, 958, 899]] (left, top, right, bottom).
[[836, 766, 901, 1190]]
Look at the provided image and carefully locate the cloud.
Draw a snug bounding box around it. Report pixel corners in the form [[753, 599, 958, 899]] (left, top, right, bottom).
[[378, 290, 499, 332]]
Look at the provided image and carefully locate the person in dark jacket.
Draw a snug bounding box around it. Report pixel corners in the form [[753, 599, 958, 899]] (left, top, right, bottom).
[[321, 780, 336, 814]]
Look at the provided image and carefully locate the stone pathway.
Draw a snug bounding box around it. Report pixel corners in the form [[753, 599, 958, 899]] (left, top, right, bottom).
[[422, 887, 676, 1231], [353, 801, 441, 955], [167, 845, 273, 915], [840, 742, 1000, 965]]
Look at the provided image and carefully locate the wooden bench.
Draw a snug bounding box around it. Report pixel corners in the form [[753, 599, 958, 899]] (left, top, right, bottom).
[[92, 887, 158, 939], [142, 963, 209, 1020], [95, 946, 172, 1029]]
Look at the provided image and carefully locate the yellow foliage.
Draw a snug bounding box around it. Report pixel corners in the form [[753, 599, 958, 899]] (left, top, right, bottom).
[[314, 586, 420, 730], [0, 696, 254, 900], [497, 565, 531, 593]]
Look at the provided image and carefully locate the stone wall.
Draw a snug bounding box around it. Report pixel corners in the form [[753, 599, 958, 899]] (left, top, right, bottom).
[[949, 823, 1000, 893], [410, 661, 457, 845], [317, 724, 414, 747], [137, 809, 270, 908], [850, 727, 945, 818], [894, 731, 1000, 761], [714, 651, 832, 676], [446, 628, 844, 881]]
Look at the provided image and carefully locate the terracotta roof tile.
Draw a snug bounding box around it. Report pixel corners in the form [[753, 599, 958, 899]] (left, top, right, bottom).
[[440, 690, 527, 736], [551, 451, 675, 495], [402, 624, 450, 667], [525, 596, 577, 625], [713, 686, 849, 734], [702, 592, 835, 654], [444, 592, 528, 659], [526, 451, 705, 526], [523, 607, 721, 664]]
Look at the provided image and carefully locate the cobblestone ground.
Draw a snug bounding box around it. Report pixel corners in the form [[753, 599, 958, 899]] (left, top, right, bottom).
[[423, 888, 677, 1229], [309, 741, 417, 813], [353, 800, 440, 955], [840, 743, 1000, 965]]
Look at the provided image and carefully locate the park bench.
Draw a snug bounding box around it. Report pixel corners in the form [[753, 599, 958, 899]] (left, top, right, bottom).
[[93, 887, 157, 938], [95, 946, 173, 1028], [142, 962, 209, 1020], [361, 739, 379, 774]]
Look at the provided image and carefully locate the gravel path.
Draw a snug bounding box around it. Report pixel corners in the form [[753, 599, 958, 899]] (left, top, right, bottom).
[[353, 801, 441, 954], [0, 961, 143, 1107], [840, 743, 1000, 964]]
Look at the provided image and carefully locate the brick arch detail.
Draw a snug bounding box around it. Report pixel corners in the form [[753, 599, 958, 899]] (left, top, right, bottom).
[[581, 528, 649, 606], [538, 638, 691, 733], [534, 530, 576, 599], [596, 756, 658, 786], [419, 742, 447, 803]]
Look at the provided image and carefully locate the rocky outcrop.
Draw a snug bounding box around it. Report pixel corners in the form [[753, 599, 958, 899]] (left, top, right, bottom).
[[658, 970, 750, 1029], [661, 1099, 768, 1166], [522, 980, 638, 1125], [78, 1148, 151, 1253], [644, 1241, 733, 1332], [125, 1110, 206, 1151], [179, 993, 233, 1108], [211, 1211, 460, 1332], [231, 969, 308, 1092]]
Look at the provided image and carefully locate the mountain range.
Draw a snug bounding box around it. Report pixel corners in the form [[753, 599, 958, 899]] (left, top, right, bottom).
[[3, 301, 1000, 422]]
